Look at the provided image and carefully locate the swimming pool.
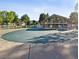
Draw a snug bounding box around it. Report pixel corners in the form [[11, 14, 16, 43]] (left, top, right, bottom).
[[2, 29, 78, 44]]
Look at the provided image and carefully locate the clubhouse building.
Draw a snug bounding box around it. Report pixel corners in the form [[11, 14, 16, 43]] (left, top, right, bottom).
[[39, 14, 77, 30]]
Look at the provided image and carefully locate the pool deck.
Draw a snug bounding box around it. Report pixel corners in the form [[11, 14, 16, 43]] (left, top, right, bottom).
[[0, 29, 78, 59]]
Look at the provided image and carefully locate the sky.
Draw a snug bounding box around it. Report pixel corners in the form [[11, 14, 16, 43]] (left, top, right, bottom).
[[0, 0, 77, 20]]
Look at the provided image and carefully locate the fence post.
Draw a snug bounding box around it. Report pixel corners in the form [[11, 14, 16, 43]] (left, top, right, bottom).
[[28, 44, 31, 59]]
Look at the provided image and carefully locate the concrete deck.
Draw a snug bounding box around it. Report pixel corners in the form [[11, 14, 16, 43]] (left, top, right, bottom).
[[0, 29, 78, 59]]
